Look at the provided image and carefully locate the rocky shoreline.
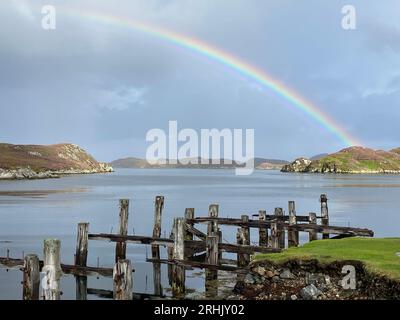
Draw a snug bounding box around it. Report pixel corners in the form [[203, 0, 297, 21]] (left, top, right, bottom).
[[232, 259, 400, 300], [0, 164, 113, 180]]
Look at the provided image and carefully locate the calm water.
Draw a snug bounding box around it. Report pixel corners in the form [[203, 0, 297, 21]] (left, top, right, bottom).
[[0, 169, 399, 299]]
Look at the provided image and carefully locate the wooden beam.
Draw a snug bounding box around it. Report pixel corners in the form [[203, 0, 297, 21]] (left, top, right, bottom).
[[115, 199, 129, 263]]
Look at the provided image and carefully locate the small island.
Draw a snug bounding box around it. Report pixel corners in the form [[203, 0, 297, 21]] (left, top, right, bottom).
[[282, 146, 400, 174], [0, 143, 113, 180]]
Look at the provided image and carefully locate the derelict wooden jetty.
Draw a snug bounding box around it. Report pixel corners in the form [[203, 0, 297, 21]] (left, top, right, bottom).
[[0, 194, 374, 300]]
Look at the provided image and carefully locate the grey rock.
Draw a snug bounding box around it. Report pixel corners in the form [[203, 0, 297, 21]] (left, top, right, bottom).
[[291, 294, 298, 300], [300, 284, 322, 300], [280, 269, 295, 279]]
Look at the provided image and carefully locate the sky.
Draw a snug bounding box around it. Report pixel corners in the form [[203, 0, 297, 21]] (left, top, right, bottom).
[[0, 0, 399, 162]]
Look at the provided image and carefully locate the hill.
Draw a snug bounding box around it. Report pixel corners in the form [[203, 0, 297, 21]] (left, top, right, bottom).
[[0, 143, 113, 179], [111, 157, 288, 170], [282, 146, 400, 174]]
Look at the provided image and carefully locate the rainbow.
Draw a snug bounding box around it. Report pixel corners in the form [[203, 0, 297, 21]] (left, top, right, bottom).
[[63, 9, 361, 147]]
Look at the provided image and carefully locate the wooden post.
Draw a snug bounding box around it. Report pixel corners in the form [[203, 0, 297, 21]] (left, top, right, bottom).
[[236, 228, 246, 267], [270, 221, 280, 249], [22, 254, 40, 300], [241, 215, 250, 265], [184, 208, 195, 241], [43, 239, 62, 300], [152, 196, 164, 296], [113, 259, 133, 300], [75, 276, 87, 301], [258, 210, 268, 247], [167, 228, 174, 286], [205, 233, 219, 298], [275, 208, 285, 249], [288, 201, 299, 247], [309, 212, 318, 242], [320, 194, 329, 239], [207, 204, 219, 236], [115, 199, 129, 263], [75, 223, 89, 267], [206, 233, 219, 265], [172, 218, 185, 295]]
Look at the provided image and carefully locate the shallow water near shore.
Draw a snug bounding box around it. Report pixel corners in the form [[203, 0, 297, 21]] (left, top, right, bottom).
[[0, 169, 399, 299]]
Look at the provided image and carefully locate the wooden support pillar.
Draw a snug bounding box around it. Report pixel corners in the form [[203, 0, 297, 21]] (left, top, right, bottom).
[[172, 218, 185, 295], [258, 210, 268, 247], [205, 233, 219, 299], [151, 196, 164, 296], [236, 228, 246, 268], [43, 239, 62, 300], [75, 276, 87, 301], [275, 208, 285, 249], [167, 228, 174, 286], [113, 259, 133, 300], [22, 254, 40, 300], [184, 208, 195, 241], [115, 199, 129, 263], [206, 234, 219, 266], [288, 201, 299, 247], [320, 194, 329, 239], [270, 221, 280, 249], [75, 223, 89, 267], [241, 215, 250, 265], [309, 212, 318, 242], [207, 204, 219, 236]]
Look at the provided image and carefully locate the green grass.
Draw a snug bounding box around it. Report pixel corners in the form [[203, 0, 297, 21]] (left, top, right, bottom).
[[255, 238, 400, 280]]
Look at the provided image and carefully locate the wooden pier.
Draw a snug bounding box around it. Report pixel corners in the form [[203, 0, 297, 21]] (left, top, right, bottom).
[[0, 194, 374, 300]]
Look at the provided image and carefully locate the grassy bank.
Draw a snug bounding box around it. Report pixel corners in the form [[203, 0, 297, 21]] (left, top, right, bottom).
[[254, 237, 400, 280]]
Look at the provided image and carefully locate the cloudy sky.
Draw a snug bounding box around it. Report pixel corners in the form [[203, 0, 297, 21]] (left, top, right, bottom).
[[0, 0, 399, 161]]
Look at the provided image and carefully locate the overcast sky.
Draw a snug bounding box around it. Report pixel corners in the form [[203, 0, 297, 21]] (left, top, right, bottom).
[[1, 0, 399, 161]]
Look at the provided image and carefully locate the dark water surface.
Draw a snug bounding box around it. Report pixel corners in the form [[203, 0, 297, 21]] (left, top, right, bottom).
[[0, 169, 399, 299]]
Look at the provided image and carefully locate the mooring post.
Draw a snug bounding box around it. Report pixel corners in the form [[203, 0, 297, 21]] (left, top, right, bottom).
[[75, 222, 89, 267], [288, 201, 299, 247], [113, 259, 133, 300], [309, 212, 318, 242], [207, 204, 219, 236], [43, 239, 62, 300], [270, 221, 280, 249], [275, 208, 285, 249], [241, 215, 250, 265], [172, 218, 185, 295], [115, 199, 129, 263], [22, 254, 40, 300], [184, 208, 195, 241], [320, 194, 329, 239], [151, 196, 164, 296], [258, 210, 268, 247]]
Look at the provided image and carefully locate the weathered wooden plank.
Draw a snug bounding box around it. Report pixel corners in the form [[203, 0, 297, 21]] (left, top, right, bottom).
[[241, 215, 250, 265], [113, 259, 133, 300], [172, 218, 185, 295], [152, 196, 164, 297], [288, 201, 299, 248], [275, 208, 286, 249], [206, 234, 219, 265], [75, 276, 87, 300], [207, 204, 219, 236], [115, 199, 129, 263], [22, 254, 40, 300], [0, 257, 113, 277], [184, 208, 195, 241], [43, 239, 62, 300], [309, 212, 318, 242], [185, 224, 206, 241], [258, 210, 268, 246], [75, 222, 89, 267], [321, 194, 329, 239]]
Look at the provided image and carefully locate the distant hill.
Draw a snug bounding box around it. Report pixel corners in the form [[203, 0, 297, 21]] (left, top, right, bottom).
[[111, 157, 288, 170], [282, 147, 400, 174], [310, 153, 329, 161], [0, 143, 113, 179]]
